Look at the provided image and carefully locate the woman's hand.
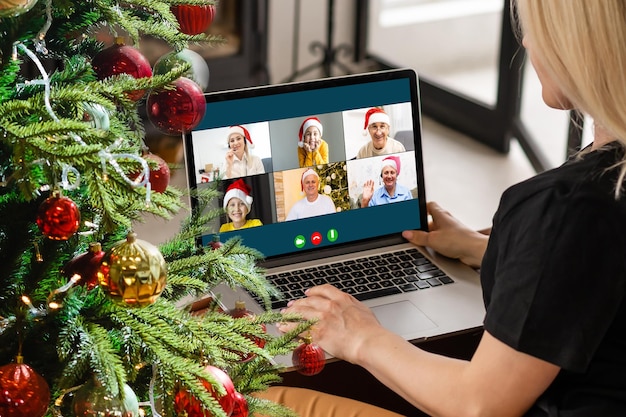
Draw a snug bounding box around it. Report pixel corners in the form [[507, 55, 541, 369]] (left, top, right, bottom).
[[402, 201, 489, 268], [225, 150, 235, 166], [278, 284, 387, 364]]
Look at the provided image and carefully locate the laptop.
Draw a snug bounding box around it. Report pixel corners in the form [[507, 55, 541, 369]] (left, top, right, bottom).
[[182, 68, 485, 354]]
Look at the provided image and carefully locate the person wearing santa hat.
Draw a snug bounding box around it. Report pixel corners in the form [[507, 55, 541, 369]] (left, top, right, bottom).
[[356, 108, 406, 159], [219, 179, 263, 232], [222, 125, 265, 179], [286, 168, 336, 221], [298, 117, 329, 167], [360, 155, 412, 208]]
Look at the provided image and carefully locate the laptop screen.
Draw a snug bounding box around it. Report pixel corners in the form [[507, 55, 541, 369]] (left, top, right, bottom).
[[183, 69, 427, 265]]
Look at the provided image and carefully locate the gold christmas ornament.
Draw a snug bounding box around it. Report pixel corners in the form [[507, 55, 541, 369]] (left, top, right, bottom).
[[98, 232, 167, 307], [0, 0, 38, 17]]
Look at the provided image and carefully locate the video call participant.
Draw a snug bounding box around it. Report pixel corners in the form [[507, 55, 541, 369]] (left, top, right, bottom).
[[222, 125, 265, 179], [298, 117, 329, 167], [361, 155, 412, 207], [356, 108, 406, 159], [219, 179, 263, 232], [286, 168, 336, 221]]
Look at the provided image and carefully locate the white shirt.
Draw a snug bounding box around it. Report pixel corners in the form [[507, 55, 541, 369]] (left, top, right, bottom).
[[286, 194, 336, 221], [222, 152, 265, 179]]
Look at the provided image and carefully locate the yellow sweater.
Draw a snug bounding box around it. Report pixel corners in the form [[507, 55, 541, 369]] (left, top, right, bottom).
[[298, 140, 329, 167], [219, 218, 263, 232]]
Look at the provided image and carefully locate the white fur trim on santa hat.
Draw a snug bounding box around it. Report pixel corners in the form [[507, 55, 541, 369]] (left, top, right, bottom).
[[301, 168, 319, 183], [368, 112, 390, 126], [381, 155, 401, 175], [363, 108, 391, 135], [228, 125, 245, 137], [223, 189, 253, 211], [223, 188, 253, 211], [227, 125, 254, 149]]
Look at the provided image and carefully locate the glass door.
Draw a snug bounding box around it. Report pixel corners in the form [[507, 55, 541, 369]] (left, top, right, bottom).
[[359, 0, 584, 172]]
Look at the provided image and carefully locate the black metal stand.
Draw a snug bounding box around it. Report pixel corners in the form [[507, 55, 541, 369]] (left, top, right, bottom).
[[282, 0, 353, 83]]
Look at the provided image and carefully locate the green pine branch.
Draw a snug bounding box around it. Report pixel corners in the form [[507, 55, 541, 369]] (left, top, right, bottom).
[[0, 1, 316, 415]]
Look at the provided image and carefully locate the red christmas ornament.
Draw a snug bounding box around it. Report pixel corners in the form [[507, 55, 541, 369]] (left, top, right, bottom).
[[209, 235, 223, 250], [36, 192, 81, 240], [174, 365, 236, 417], [227, 301, 267, 362], [139, 153, 171, 193], [292, 334, 325, 376], [0, 358, 50, 417], [146, 77, 206, 135], [231, 391, 248, 417], [92, 39, 153, 101], [171, 4, 216, 35], [63, 242, 105, 290]]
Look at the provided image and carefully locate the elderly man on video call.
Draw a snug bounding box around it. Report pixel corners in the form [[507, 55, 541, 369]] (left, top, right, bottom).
[[361, 155, 412, 207], [286, 168, 336, 221], [356, 107, 406, 158]]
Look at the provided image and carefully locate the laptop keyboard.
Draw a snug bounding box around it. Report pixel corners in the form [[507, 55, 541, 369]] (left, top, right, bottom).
[[252, 248, 455, 310]]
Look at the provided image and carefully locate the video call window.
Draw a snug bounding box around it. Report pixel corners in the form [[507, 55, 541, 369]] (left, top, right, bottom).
[[189, 101, 419, 250]]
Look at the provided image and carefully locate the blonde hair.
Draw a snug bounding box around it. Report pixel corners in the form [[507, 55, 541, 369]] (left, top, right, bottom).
[[513, 0, 626, 196]]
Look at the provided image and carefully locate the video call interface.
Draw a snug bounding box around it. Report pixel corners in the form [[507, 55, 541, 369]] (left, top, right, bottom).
[[185, 77, 424, 259]]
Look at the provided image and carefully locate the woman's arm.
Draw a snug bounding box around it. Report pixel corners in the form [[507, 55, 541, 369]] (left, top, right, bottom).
[[280, 285, 559, 417]]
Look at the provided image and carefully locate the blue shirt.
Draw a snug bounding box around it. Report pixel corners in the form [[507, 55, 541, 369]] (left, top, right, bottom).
[[368, 183, 412, 206]]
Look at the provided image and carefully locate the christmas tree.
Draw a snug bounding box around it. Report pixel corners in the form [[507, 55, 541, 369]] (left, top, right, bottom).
[[0, 0, 312, 416]]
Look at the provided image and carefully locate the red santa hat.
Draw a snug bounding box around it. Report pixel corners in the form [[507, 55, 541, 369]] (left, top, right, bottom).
[[227, 125, 254, 149], [381, 155, 401, 175], [300, 168, 319, 191], [298, 117, 323, 147], [223, 179, 253, 210], [363, 108, 390, 135]]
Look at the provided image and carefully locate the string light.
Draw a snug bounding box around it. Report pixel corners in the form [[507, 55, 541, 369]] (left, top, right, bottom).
[[0, 315, 16, 335], [147, 364, 164, 417], [60, 164, 80, 191], [47, 274, 81, 310], [34, 0, 53, 54], [33, 242, 43, 262], [21, 295, 40, 315]]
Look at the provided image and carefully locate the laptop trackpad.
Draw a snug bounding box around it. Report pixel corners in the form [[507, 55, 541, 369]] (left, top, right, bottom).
[[372, 301, 437, 338]]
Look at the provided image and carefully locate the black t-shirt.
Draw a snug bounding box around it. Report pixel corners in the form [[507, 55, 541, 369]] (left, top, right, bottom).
[[481, 143, 626, 416]]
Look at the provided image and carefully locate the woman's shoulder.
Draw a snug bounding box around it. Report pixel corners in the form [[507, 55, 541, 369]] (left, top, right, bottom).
[[498, 148, 626, 222]]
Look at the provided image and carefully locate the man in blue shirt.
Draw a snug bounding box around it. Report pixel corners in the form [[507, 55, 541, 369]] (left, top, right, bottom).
[[361, 155, 412, 207]]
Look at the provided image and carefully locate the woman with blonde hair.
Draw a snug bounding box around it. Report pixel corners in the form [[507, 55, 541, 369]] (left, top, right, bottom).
[[222, 125, 265, 179], [264, 2, 626, 416]]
